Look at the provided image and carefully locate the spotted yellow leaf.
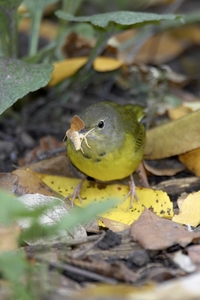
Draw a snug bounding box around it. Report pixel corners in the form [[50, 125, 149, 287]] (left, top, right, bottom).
[[40, 174, 173, 226]]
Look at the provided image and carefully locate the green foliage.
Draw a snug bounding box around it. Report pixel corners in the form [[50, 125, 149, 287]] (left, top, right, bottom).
[[0, 0, 182, 116], [0, 0, 22, 57], [56, 10, 181, 30], [0, 58, 53, 114], [0, 190, 118, 298]]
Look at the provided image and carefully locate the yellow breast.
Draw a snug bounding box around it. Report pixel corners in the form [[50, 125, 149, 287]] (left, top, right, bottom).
[[67, 133, 143, 181]]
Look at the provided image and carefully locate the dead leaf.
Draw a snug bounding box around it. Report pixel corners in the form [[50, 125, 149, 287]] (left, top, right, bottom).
[[10, 169, 61, 198], [49, 57, 88, 86], [49, 57, 123, 86], [18, 193, 86, 245], [172, 191, 200, 227], [135, 31, 187, 65], [130, 208, 199, 250], [0, 225, 20, 253], [168, 105, 193, 120], [18, 135, 64, 166], [145, 110, 200, 159], [179, 148, 200, 177], [28, 154, 83, 178], [62, 32, 95, 58], [144, 158, 185, 176], [93, 57, 123, 72]]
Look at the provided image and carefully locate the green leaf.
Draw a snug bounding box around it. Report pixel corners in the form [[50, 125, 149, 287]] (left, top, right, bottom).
[[0, 0, 22, 10], [58, 199, 118, 231], [0, 251, 29, 282], [0, 0, 22, 57], [0, 191, 29, 224], [56, 10, 182, 30], [0, 58, 53, 115]]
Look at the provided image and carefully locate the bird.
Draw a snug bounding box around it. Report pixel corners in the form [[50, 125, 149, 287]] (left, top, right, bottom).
[[66, 101, 146, 207]]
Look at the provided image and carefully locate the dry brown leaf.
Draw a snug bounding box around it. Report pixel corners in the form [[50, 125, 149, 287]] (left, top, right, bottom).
[[145, 110, 200, 159], [144, 158, 185, 176], [0, 225, 20, 253], [179, 148, 200, 177], [172, 25, 200, 46], [0, 173, 19, 193], [0, 170, 61, 198], [28, 154, 83, 178], [62, 32, 95, 58], [130, 208, 199, 250], [135, 31, 187, 64], [18, 135, 64, 166]]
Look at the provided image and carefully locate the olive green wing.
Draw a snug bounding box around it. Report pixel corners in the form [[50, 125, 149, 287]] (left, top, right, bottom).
[[124, 104, 145, 122], [123, 104, 146, 152]]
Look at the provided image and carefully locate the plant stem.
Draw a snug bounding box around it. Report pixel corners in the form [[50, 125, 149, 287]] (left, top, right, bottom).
[[29, 9, 43, 56]]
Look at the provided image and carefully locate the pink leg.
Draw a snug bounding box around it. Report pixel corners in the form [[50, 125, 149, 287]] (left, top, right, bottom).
[[65, 179, 84, 207]]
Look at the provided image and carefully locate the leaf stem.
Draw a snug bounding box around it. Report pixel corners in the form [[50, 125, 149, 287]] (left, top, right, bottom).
[[29, 9, 43, 56]]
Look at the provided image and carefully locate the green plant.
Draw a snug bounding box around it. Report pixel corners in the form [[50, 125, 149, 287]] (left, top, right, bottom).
[[0, 0, 181, 116], [0, 190, 117, 298]]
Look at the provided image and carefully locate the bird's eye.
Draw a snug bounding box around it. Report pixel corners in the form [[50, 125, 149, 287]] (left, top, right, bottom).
[[98, 120, 105, 129]]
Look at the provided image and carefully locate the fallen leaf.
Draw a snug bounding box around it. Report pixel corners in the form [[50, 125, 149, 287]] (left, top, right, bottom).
[[18, 135, 64, 166], [144, 158, 185, 176], [62, 32, 95, 58], [179, 148, 200, 176], [18, 193, 86, 245], [40, 174, 173, 228], [172, 191, 200, 227], [49, 57, 88, 86], [135, 31, 187, 65], [49, 57, 123, 86], [130, 208, 199, 250], [0, 225, 20, 253], [145, 110, 200, 159], [0, 170, 62, 199], [168, 105, 192, 120], [28, 154, 83, 178], [93, 57, 123, 72]]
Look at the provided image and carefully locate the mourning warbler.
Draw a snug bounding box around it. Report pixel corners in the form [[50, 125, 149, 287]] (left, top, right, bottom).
[[66, 101, 146, 207]]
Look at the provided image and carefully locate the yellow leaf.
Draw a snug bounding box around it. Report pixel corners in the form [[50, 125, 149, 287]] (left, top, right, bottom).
[[48, 58, 88, 86], [173, 191, 200, 227], [40, 175, 173, 227], [93, 57, 123, 72], [49, 57, 123, 86], [179, 148, 200, 177], [145, 110, 200, 159], [168, 105, 192, 120]]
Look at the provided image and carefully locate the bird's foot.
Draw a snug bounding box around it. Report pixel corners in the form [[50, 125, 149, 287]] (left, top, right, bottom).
[[65, 179, 84, 207], [123, 174, 140, 209]]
